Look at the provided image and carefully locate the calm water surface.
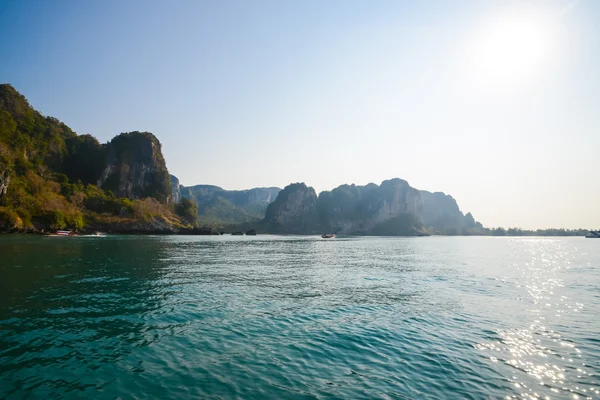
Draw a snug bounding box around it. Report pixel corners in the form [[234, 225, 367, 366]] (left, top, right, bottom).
[[0, 235, 598, 399]]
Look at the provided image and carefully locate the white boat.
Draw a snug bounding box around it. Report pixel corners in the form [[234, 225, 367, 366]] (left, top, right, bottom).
[[55, 230, 71, 236], [585, 230, 600, 238]]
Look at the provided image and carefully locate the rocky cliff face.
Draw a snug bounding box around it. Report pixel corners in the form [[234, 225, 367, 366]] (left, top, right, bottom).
[[420, 191, 462, 228], [263, 183, 319, 233], [317, 179, 423, 234], [170, 174, 181, 203], [262, 178, 482, 235], [373, 178, 423, 225], [420, 190, 483, 234], [0, 84, 192, 233], [98, 132, 172, 203]]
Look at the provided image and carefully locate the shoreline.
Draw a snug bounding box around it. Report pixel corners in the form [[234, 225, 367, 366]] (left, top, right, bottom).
[[0, 230, 591, 238]]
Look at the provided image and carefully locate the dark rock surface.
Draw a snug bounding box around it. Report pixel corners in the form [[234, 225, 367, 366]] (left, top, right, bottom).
[[263, 183, 320, 234], [98, 132, 171, 203], [262, 179, 484, 235]]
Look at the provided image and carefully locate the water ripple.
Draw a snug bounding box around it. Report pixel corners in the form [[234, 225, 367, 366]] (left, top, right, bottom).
[[0, 235, 598, 399]]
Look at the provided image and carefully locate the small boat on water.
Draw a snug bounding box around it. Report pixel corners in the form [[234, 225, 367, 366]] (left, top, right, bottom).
[[585, 230, 600, 238], [321, 233, 335, 239], [55, 230, 71, 236]]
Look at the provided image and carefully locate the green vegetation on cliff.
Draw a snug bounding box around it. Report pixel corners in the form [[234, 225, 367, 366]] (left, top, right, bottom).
[[0, 84, 195, 233], [175, 197, 199, 227], [171, 179, 280, 228]]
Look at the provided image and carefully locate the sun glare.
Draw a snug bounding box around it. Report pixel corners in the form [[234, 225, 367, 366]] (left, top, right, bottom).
[[466, 8, 555, 91]]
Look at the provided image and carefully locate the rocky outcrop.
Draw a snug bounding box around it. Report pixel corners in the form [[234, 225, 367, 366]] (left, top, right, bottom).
[[98, 132, 171, 203], [0, 85, 194, 234], [170, 174, 181, 203], [263, 183, 320, 233], [317, 179, 423, 234], [420, 191, 462, 229], [464, 212, 481, 229], [261, 178, 482, 235], [420, 190, 483, 234]]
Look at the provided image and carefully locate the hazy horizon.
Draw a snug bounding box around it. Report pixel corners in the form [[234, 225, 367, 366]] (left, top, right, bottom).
[[1, 0, 598, 230]]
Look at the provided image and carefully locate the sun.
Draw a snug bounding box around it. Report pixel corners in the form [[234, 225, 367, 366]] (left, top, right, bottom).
[[466, 7, 555, 91]]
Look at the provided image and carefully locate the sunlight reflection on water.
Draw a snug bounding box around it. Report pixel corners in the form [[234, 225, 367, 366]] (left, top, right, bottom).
[[475, 239, 599, 400]]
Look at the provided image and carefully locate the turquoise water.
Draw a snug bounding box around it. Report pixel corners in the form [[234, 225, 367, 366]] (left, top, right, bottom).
[[0, 235, 598, 399]]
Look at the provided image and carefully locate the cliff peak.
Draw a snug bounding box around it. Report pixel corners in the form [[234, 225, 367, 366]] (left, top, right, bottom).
[[380, 178, 410, 187], [98, 131, 171, 203], [263, 182, 319, 233], [0, 84, 33, 119]]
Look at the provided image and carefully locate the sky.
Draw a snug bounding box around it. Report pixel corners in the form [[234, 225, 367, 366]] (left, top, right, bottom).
[[0, 0, 599, 229]]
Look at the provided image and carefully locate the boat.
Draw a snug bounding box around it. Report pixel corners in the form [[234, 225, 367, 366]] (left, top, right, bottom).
[[321, 234, 335, 239], [585, 230, 600, 238], [55, 230, 71, 236]]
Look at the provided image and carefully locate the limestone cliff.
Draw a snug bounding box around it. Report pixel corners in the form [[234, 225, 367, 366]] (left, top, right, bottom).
[[420, 190, 483, 234], [261, 178, 482, 235], [170, 174, 181, 203], [318, 179, 423, 234], [263, 183, 320, 233], [98, 132, 172, 203], [0, 84, 190, 233]]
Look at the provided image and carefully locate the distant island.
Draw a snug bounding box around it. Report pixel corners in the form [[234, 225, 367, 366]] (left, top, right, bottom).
[[0, 84, 594, 236]]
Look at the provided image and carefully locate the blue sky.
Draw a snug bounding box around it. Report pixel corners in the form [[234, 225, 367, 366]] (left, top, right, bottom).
[[1, 0, 599, 229]]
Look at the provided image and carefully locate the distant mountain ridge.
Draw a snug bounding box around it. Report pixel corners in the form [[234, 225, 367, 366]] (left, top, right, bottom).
[[172, 174, 485, 235], [171, 175, 280, 226]]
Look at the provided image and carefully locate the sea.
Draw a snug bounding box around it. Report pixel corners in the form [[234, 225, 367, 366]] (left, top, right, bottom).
[[0, 235, 598, 399]]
